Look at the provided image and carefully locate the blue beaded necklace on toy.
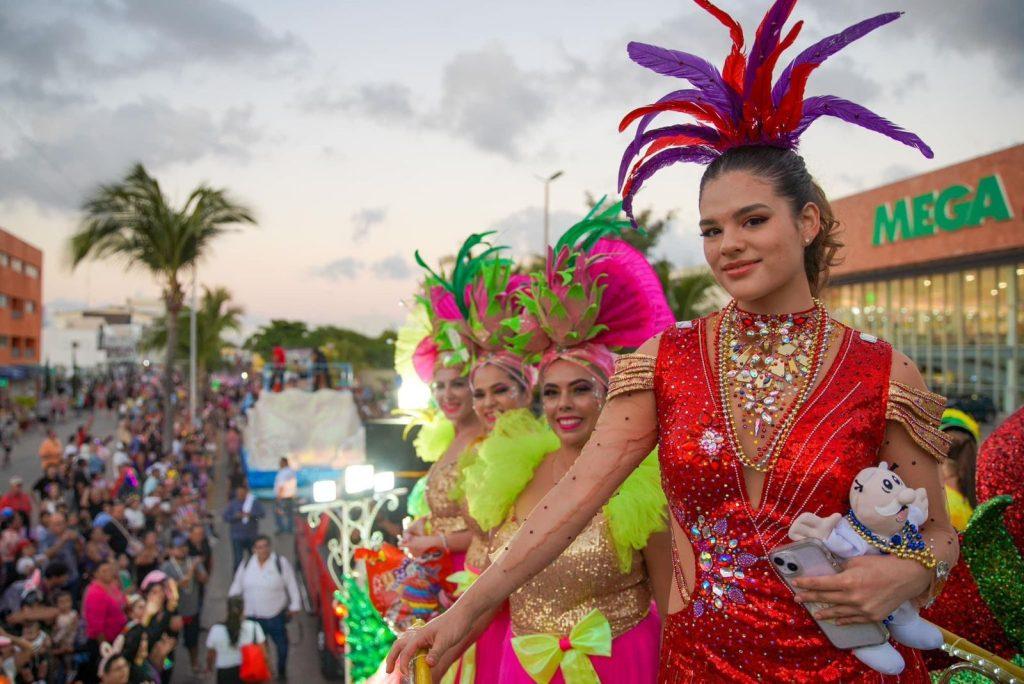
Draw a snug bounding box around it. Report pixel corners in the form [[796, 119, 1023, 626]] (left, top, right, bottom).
[[845, 510, 937, 569]]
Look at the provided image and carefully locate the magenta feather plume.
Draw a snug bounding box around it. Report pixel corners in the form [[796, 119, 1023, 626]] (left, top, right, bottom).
[[772, 12, 902, 106], [412, 336, 439, 383], [796, 95, 934, 158], [587, 238, 674, 347], [743, 0, 798, 96], [430, 286, 461, 322]]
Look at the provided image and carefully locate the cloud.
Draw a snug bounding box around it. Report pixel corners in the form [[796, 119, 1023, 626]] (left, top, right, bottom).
[[301, 82, 415, 121], [0, 99, 261, 210], [370, 254, 412, 281], [108, 0, 302, 63], [307, 44, 564, 160], [427, 45, 552, 159], [351, 207, 387, 243], [312, 257, 364, 281]]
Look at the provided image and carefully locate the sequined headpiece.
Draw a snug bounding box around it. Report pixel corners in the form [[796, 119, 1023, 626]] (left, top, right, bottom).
[[618, 0, 934, 227], [510, 198, 674, 388]]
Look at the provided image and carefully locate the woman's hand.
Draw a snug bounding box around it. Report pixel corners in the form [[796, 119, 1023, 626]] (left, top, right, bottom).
[[792, 554, 932, 625], [385, 601, 478, 680], [406, 518, 427, 537], [403, 534, 441, 558]]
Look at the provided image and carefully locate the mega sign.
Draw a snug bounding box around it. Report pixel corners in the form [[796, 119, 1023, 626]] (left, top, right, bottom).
[[873, 174, 1013, 246]]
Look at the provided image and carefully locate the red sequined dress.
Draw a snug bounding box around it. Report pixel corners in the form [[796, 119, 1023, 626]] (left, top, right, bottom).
[[654, 316, 929, 683]]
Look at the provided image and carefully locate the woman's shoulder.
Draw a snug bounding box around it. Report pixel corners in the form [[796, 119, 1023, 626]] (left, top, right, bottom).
[[636, 310, 720, 357]]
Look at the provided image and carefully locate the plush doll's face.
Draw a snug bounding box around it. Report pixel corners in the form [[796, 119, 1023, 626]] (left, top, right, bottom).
[[849, 463, 918, 538]]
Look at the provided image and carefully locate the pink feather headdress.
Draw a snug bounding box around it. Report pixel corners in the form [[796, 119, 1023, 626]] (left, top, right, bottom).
[[413, 232, 535, 389], [509, 198, 674, 387], [618, 0, 933, 228]]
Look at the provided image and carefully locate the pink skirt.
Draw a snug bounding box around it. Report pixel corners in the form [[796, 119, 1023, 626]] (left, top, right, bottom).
[[498, 606, 661, 683]]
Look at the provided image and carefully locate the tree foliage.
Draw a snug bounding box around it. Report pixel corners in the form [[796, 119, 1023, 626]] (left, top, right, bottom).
[[142, 285, 244, 380], [244, 320, 396, 370], [71, 163, 254, 448]]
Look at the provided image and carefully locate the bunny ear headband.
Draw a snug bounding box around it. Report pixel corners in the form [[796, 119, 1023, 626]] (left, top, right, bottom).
[[98, 634, 126, 673]]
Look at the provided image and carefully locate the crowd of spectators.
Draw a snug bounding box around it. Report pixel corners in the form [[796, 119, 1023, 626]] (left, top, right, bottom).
[[0, 375, 239, 683]]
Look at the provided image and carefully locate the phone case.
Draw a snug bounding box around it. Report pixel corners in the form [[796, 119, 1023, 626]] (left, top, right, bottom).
[[769, 538, 889, 650]]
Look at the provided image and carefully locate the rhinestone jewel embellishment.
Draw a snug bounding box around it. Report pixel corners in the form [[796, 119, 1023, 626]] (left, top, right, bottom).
[[688, 515, 758, 617]]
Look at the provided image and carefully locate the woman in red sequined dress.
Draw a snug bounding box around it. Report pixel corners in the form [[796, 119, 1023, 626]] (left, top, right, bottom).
[[388, 2, 958, 682]]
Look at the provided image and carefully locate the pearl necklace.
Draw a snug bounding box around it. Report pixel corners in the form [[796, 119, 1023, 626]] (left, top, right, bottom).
[[845, 510, 936, 569], [716, 299, 830, 473]]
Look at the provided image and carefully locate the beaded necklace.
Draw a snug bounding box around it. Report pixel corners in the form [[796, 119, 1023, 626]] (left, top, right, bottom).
[[716, 299, 830, 473], [845, 510, 937, 569]]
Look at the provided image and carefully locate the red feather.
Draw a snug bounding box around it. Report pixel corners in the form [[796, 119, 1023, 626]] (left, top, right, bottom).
[[772, 61, 818, 133], [693, 0, 746, 93], [623, 133, 714, 195], [744, 20, 802, 124], [619, 101, 731, 136]]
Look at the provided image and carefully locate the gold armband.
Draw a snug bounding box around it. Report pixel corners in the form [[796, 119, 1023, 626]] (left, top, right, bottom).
[[607, 353, 656, 401], [885, 381, 952, 462]]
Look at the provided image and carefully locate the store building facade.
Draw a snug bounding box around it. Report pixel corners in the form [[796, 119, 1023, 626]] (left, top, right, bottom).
[[825, 144, 1024, 417]]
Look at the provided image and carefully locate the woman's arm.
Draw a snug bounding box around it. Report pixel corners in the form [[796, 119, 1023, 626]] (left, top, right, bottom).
[[388, 380, 659, 675], [641, 530, 674, 621], [794, 352, 959, 623]]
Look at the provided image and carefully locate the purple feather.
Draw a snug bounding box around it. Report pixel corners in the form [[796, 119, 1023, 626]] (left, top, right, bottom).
[[796, 95, 933, 158], [772, 12, 902, 107], [618, 123, 721, 190], [627, 42, 736, 116], [743, 0, 798, 96], [623, 146, 719, 227]]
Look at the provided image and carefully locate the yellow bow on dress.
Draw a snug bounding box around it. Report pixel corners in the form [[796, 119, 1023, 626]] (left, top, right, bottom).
[[510, 608, 612, 684]]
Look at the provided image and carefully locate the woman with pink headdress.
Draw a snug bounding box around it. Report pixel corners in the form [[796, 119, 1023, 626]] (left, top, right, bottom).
[[411, 232, 539, 683], [463, 200, 675, 683]]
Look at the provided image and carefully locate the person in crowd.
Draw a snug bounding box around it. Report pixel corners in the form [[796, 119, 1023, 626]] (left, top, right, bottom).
[[140, 570, 181, 682], [15, 619, 50, 683], [82, 558, 127, 680], [273, 457, 297, 535], [121, 624, 159, 684], [32, 464, 64, 502], [228, 534, 300, 680], [37, 429, 63, 471], [50, 590, 79, 681], [206, 595, 269, 684], [222, 484, 264, 571], [0, 477, 31, 528], [939, 408, 981, 531], [97, 636, 131, 684], [37, 511, 82, 595], [161, 534, 207, 674]]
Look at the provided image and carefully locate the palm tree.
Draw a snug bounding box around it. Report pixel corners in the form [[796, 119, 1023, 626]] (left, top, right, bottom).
[[142, 286, 244, 388], [668, 270, 721, 320], [70, 163, 255, 451]]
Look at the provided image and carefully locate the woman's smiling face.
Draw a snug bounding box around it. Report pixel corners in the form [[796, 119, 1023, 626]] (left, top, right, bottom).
[[471, 364, 530, 428], [431, 366, 474, 423], [541, 359, 604, 448]]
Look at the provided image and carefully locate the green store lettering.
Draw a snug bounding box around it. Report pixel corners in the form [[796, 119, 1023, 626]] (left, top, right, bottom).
[[872, 174, 1013, 246]]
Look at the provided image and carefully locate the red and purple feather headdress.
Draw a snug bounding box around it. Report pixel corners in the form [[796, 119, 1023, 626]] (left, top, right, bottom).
[[618, 0, 934, 227]]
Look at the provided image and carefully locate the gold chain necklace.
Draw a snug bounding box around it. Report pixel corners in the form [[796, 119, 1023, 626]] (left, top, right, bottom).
[[716, 299, 830, 472]]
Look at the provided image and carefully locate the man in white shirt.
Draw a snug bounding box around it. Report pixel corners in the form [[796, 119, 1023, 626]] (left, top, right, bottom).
[[272, 458, 297, 535], [228, 535, 300, 679]]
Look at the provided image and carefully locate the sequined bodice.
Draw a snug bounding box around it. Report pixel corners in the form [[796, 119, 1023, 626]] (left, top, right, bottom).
[[425, 457, 468, 536], [654, 317, 929, 683], [491, 511, 651, 639]]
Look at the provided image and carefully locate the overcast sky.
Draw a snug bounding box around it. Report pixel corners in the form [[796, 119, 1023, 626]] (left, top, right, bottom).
[[3, 0, 1021, 338]]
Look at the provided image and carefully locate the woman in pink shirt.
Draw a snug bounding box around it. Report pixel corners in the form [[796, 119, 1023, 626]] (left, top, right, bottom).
[[83, 558, 127, 680]]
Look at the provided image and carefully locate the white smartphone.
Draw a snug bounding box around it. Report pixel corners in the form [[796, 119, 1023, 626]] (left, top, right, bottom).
[[769, 538, 889, 650]]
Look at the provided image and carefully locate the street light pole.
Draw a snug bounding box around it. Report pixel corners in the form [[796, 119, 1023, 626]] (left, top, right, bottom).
[[536, 170, 564, 253], [189, 266, 197, 428]]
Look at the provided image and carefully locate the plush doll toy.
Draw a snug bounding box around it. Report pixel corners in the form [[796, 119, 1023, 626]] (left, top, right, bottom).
[[789, 462, 944, 675]]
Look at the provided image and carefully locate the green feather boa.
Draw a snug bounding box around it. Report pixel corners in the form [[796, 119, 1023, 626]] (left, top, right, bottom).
[[462, 409, 667, 573], [462, 409, 559, 531], [407, 476, 430, 519], [399, 408, 456, 464]]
